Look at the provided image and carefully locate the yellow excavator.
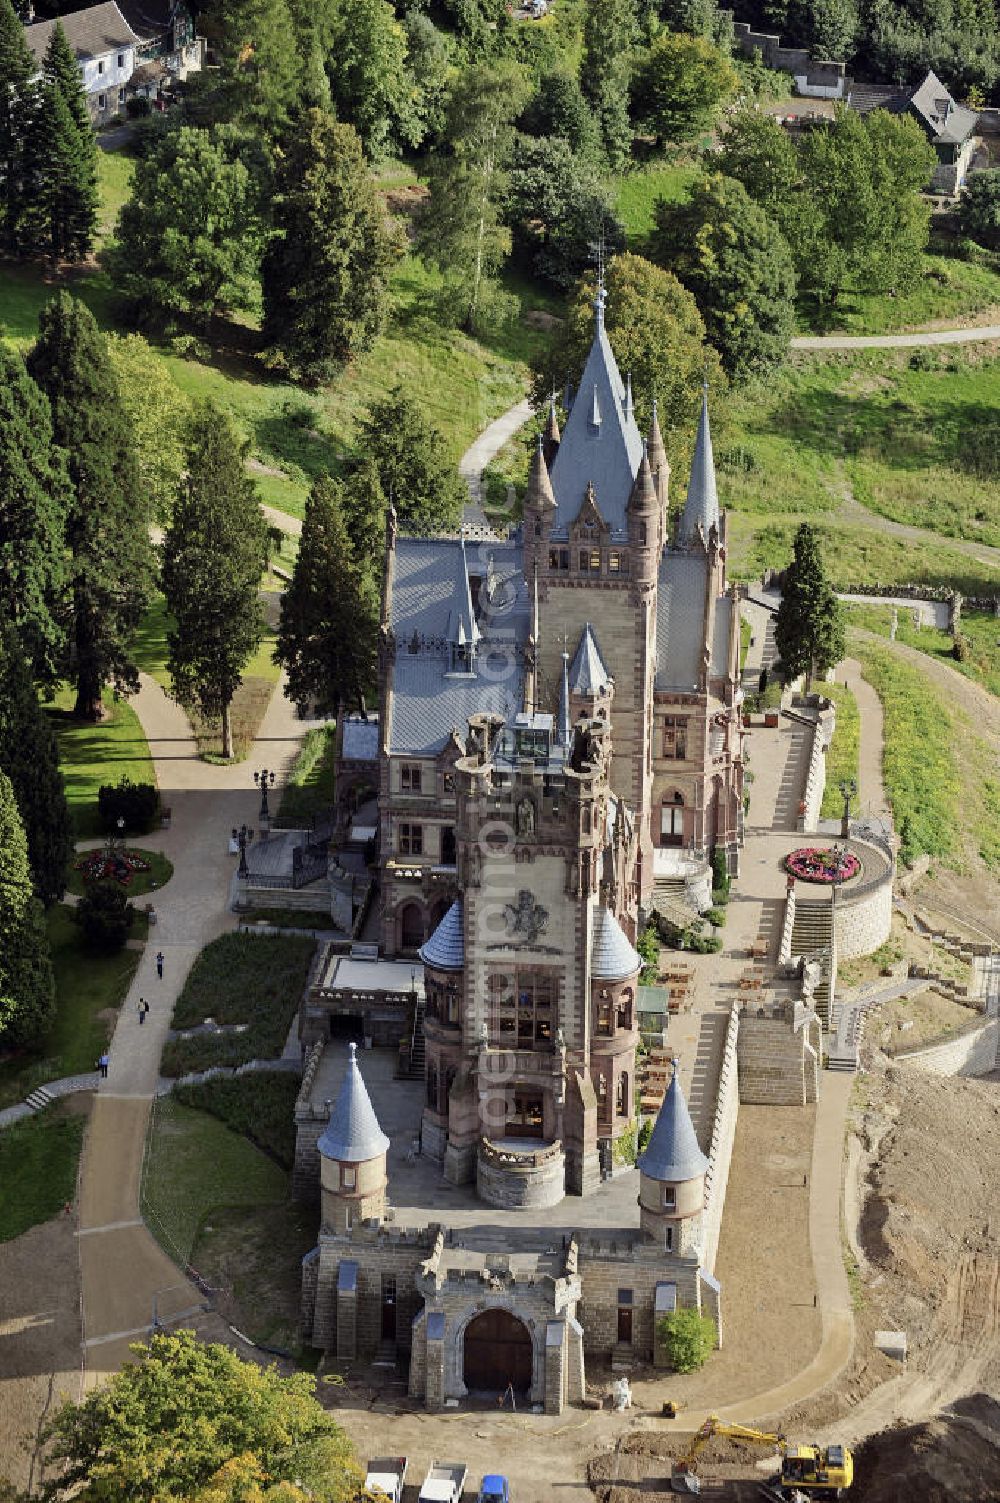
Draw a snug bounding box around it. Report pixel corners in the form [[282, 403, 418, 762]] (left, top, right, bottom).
[[670, 1414, 854, 1499]]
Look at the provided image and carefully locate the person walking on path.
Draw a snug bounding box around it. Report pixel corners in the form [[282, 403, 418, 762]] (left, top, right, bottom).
[[156, 952, 164, 979], [138, 998, 149, 1025], [98, 1053, 109, 1078]]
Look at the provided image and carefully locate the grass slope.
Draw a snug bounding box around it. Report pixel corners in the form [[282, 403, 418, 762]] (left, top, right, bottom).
[[275, 724, 336, 827], [845, 603, 1000, 700], [0, 1109, 85, 1241], [819, 682, 860, 819]]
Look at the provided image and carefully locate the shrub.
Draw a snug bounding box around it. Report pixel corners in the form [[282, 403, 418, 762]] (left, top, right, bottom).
[[658, 1308, 717, 1372], [613, 1118, 638, 1166], [711, 887, 729, 907], [637, 1117, 653, 1155], [125, 95, 151, 118], [637, 925, 660, 984], [710, 848, 730, 899], [952, 634, 969, 662], [97, 775, 160, 835], [74, 882, 135, 949], [687, 930, 723, 954], [704, 906, 726, 928], [173, 1072, 299, 1167]]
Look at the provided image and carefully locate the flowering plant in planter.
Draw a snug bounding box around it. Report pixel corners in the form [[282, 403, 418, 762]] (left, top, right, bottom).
[[784, 846, 860, 884], [75, 849, 151, 886]]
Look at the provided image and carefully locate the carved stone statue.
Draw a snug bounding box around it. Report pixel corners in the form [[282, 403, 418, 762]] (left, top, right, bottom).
[[516, 797, 535, 836]]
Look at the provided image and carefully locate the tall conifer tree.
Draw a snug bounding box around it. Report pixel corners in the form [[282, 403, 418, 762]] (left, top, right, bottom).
[[275, 475, 377, 714], [0, 0, 38, 252], [0, 767, 56, 1050], [0, 345, 70, 685], [162, 403, 267, 760], [27, 293, 153, 720], [774, 523, 846, 690], [0, 627, 73, 906], [262, 112, 396, 382], [25, 81, 99, 261], [42, 20, 91, 136]]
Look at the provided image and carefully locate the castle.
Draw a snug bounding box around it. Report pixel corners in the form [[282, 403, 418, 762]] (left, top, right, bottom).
[[297, 291, 750, 1406]]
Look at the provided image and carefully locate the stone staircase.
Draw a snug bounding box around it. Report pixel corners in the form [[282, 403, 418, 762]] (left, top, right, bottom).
[[24, 1085, 55, 1113], [404, 999, 426, 1079], [649, 875, 701, 933], [791, 897, 834, 1027]]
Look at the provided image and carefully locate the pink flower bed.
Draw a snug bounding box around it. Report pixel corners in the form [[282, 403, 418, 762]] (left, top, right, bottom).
[[75, 850, 150, 886], [784, 846, 860, 884]]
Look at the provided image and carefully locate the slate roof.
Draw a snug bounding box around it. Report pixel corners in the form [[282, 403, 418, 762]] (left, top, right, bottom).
[[25, 2, 140, 63], [569, 622, 612, 696], [317, 1042, 390, 1163], [899, 69, 978, 145], [419, 900, 464, 971], [548, 291, 645, 541], [680, 387, 719, 542], [590, 906, 642, 980], [637, 1066, 709, 1183], [341, 715, 379, 763], [389, 536, 528, 755], [655, 552, 709, 691]]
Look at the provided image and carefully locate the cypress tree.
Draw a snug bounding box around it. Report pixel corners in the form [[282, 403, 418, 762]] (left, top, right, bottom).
[[0, 767, 56, 1052], [275, 475, 377, 714], [0, 345, 70, 686], [27, 293, 153, 721], [0, 626, 74, 906], [774, 523, 846, 691], [25, 81, 99, 262], [262, 111, 396, 382], [162, 403, 267, 760], [0, 0, 38, 252]]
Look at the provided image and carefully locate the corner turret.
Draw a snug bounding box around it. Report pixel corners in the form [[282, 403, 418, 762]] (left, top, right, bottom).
[[318, 1042, 390, 1234], [637, 1064, 708, 1257]]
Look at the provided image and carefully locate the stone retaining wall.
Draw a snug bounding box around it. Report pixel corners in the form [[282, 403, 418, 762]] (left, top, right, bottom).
[[798, 705, 835, 833], [726, 16, 847, 95], [702, 1004, 740, 1276], [834, 877, 892, 961], [895, 1017, 999, 1076], [737, 1004, 821, 1105]]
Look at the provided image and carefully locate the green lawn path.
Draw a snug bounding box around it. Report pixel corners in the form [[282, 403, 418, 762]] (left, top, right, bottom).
[[46, 686, 155, 840]]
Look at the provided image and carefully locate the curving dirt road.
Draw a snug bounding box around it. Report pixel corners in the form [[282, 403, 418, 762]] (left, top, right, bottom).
[[792, 324, 1000, 351]]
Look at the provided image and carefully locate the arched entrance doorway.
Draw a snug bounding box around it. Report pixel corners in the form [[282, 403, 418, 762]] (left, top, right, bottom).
[[463, 1309, 532, 1395]]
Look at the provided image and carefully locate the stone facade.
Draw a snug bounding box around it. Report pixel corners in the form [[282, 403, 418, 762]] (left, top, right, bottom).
[[737, 1002, 822, 1106], [834, 876, 893, 961], [896, 1016, 999, 1076]]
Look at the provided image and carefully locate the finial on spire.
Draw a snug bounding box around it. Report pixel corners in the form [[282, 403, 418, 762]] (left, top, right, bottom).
[[594, 279, 606, 333], [348, 1041, 358, 1063], [624, 370, 634, 421]]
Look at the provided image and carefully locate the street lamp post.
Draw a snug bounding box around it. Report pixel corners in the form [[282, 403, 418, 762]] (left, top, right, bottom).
[[254, 768, 276, 839], [838, 777, 857, 838], [236, 823, 255, 879]]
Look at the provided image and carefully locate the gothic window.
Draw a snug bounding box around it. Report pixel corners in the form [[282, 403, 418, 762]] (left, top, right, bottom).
[[582, 806, 592, 835], [443, 770, 455, 794], [445, 978, 460, 1026], [660, 794, 684, 847], [534, 520, 541, 536], [617, 987, 633, 1031], [341, 1165, 356, 1190], [662, 1185, 676, 1210], [665, 1225, 674, 1252], [616, 1071, 629, 1117], [608, 552, 627, 574], [596, 992, 613, 1036], [639, 523, 647, 545], [401, 764, 422, 792], [580, 548, 601, 572], [400, 902, 424, 949], [441, 826, 457, 865], [662, 716, 688, 760], [398, 823, 423, 856], [488, 969, 555, 1046], [549, 548, 569, 571]]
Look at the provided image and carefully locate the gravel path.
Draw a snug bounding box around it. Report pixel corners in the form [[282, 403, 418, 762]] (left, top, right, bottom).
[[792, 324, 1000, 351], [459, 397, 533, 527]]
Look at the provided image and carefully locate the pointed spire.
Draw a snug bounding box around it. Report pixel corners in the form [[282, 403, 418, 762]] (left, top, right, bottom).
[[559, 648, 571, 748], [590, 383, 602, 428], [648, 396, 668, 482], [446, 534, 480, 648], [317, 1042, 390, 1163], [627, 441, 657, 513], [680, 382, 719, 542], [543, 393, 561, 466], [526, 433, 556, 511], [569, 622, 612, 697], [637, 1062, 709, 1183]]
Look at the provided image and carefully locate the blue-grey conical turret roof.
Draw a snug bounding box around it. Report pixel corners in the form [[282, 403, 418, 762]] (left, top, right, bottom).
[[637, 1066, 709, 1183], [590, 906, 642, 980], [569, 623, 611, 696], [420, 899, 464, 970], [317, 1042, 390, 1163], [680, 385, 719, 541]]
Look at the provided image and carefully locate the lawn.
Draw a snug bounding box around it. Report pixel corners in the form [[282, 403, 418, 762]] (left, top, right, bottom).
[[173, 1071, 301, 1168], [819, 682, 860, 819], [800, 251, 1000, 337], [45, 686, 155, 840], [615, 157, 699, 248], [0, 1108, 86, 1242], [66, 847, 174, 897], [160, 931, 315, 1076], [95, 148, 134, 248], [189, 623, 282, 763], [142, 1094, 289, 1267], [274, 723, 336, 827], [0, 904, 144, 1108], [853, 638, 960, 863]]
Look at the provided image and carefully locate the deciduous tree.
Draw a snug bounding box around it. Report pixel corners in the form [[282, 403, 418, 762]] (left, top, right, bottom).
[[630, 32, 738, 145], [195, 0, 299, 135], [276, 476, 378, 713], [715, 106, 801, 223], [27, 292, 153, 721], [161, 403, 267, 760], [105, 333, 192, 523], [0, 768, 56, 1051], [520, 69, 601, 158], [0, 627, 73, 906], [107, 125, 263, 331], [262, 112, 397, 382], [0, 345, 69, 685], [41, 1329, 362, 1502], [324, 0, 412, 159], [651, 173, 796, 379], [507, 135, 624, 290], [415, 63, 527, 332], [581, 0, 636, 171], [774, 522, 845, 689], [532, 253, 720, 473], [959, 167, 1000, 249]]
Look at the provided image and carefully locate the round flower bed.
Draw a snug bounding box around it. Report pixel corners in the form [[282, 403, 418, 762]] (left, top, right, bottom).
[[785, 846, 860, 885], [75, 849, 151, 886]]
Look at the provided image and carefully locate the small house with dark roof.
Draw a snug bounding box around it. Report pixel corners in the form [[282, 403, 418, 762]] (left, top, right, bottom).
[[857, 69, 981, 193]]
